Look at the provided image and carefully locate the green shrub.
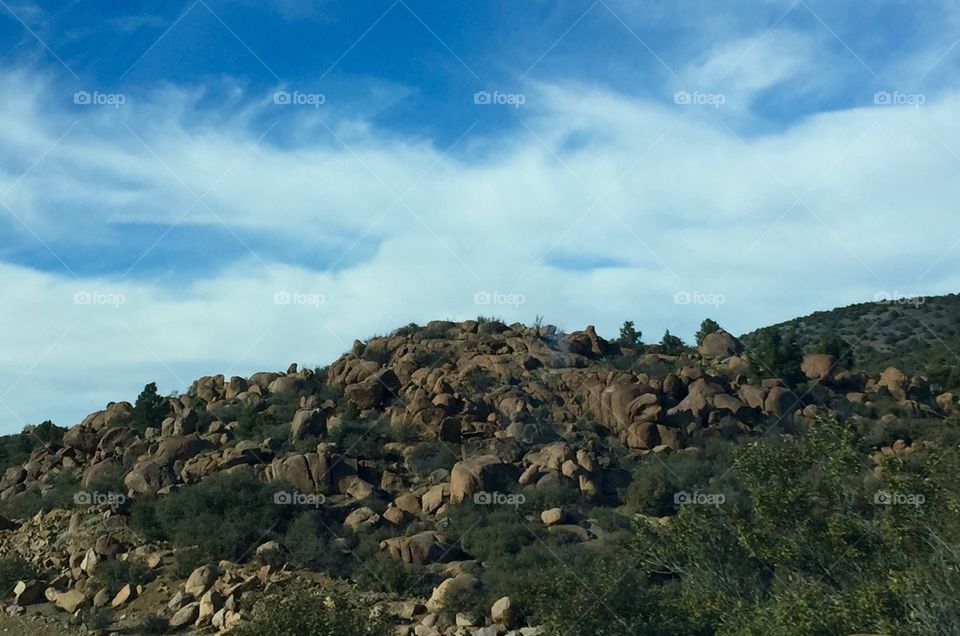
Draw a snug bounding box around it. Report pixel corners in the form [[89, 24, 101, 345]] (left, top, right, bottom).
[[0, 554, 37, 596], [233, 582, 385, 636], [92, 558, 154, 592], [137, 613, 169, 634], [129, 471, 294, 563]]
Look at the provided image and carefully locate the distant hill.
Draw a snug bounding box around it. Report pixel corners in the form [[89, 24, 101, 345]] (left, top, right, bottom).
[[742, 292, 960, 385]]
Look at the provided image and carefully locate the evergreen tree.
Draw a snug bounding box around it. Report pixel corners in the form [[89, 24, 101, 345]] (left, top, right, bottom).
[[660, 329, 687, 356], [694, 318, 721, 346], [131, 382, 170, 432], [619, 320, 643, 347]]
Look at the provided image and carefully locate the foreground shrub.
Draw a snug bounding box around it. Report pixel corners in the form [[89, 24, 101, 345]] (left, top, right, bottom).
[[234, 582, 385, 636]]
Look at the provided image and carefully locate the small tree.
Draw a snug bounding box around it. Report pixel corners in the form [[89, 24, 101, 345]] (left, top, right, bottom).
[[33, 420, 64, 446], [695, 318, 721, 346], [619, 321, 643, 347], [749, 327, 804, 386], [660, 330, 687, 356], [816, 333, 854, 369], [130, 383, 169, 432]]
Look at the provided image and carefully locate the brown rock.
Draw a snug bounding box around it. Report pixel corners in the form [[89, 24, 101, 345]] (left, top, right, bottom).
[[185, 564, 219, 597], [801, 353, 835, 380], [380, 531, 463, 564], [449, 455, 520, 504], [698, 331, 741, 359], [110, 583, 137, 608]]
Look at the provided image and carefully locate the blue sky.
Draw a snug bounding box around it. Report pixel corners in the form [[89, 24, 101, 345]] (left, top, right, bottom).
[[1, 0, 960, 430]]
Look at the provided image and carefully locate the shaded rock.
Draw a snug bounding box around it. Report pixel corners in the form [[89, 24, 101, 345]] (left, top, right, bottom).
[[380, 531, 463, 564], [450, 455, 521, 504]]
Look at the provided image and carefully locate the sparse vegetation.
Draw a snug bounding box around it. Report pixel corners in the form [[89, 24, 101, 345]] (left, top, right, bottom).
[[234, 582, 386, 636]]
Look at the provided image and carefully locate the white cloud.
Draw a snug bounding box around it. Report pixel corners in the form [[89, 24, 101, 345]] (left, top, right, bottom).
[[0, 70, 959, 431]]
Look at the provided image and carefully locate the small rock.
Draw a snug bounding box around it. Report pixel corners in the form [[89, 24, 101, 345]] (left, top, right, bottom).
[[540, 508, 564, 526], [491, 595, 518, 628], [169, 602, 200, 629], [110, 583, 137, 608]]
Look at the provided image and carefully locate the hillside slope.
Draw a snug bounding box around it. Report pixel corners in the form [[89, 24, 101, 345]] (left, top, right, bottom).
[[741, 292, 960, 385]]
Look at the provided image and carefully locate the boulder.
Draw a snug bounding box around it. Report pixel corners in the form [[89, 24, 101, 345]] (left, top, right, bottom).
[[45, 587, 88, 613], [491, 596, 518, 629], [267, 452, 331, 494], [698, 331, 741, 359], [380, 531, 463, 564], [185, 564, 219, 597], [110, 584, 137, 608], [449, 455, 521, 504], [426, 573, 479, 613], [801, 353, 835, 380], [169, 602, 200, 629], [541, 508, 564, 526], [877, 366, 909, 400], [290, 408, 326, 440], [198, 589, 225, 621], [153, 435, 214, 467], [124, 460, 171, 496], [623, 421, 660, 449], [764, 386, 801, 417], [62, 425, 99, 454]]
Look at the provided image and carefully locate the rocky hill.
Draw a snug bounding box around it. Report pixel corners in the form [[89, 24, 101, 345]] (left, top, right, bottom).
[[0, 313, 957, 635], [740, 292, 960, 386]]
